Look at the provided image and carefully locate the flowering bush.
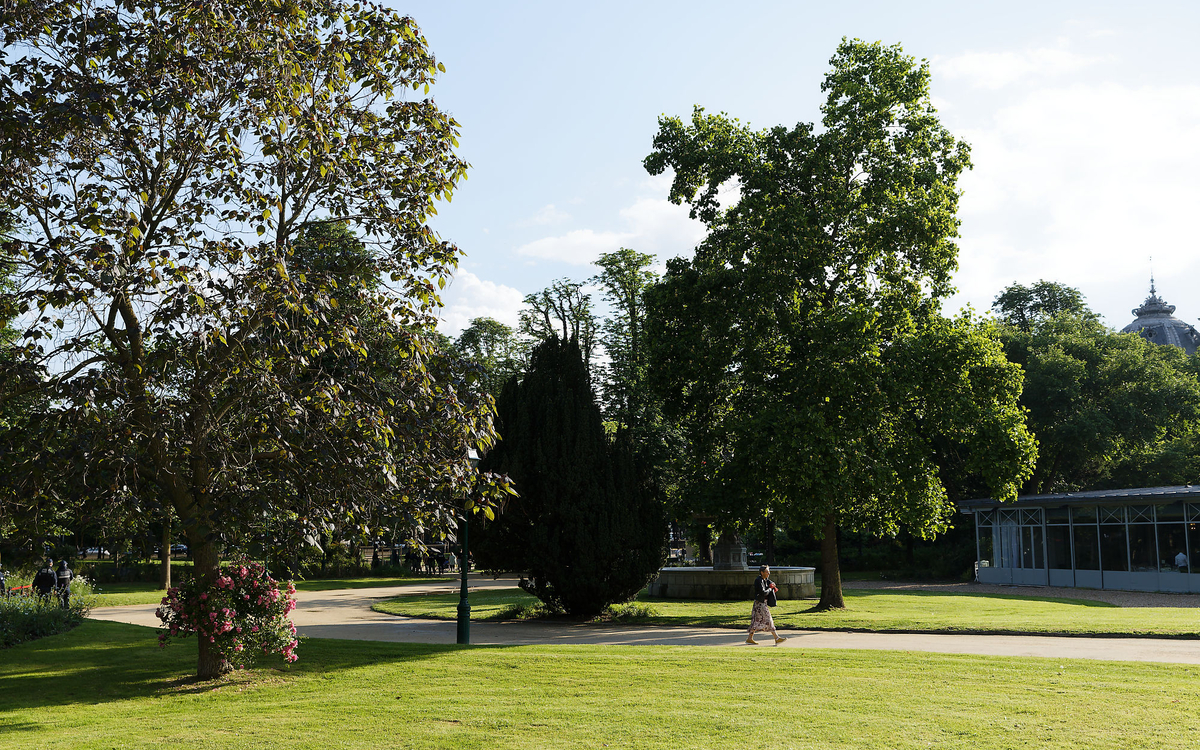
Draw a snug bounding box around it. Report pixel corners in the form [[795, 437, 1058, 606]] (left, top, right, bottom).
[[156, 559, 298, 668]]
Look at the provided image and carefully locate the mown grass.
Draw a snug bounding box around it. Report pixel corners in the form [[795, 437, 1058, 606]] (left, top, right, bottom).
[[92, 575, 443, 607], [2, 619, 1198, 749], [374, 587, 1200, 637]]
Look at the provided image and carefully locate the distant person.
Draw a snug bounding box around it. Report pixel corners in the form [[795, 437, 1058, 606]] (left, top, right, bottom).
[[447, 552, 458, 573], [746, 564, 786, 645], [1176, 551, 1189, 572], [33, 560, 57, 603], [436, 551, 447, 575], [56, 560, 74, 608]]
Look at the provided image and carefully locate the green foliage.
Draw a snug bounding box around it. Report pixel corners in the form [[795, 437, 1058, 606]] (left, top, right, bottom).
[[590, 248, 658, 424], [992, 280, 1095, 332], [0, 576, 97, 648], [453, 317, 528, 398], [518, 279, 599, 368], [643, 40, 1035, 606], [996, 309, 1200, 493], [0, 0, 509, 677], [473, 337, 667, 617]]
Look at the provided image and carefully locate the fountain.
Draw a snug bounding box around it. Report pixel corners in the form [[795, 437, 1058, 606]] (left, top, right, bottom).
[[647, 533, 816, 600]]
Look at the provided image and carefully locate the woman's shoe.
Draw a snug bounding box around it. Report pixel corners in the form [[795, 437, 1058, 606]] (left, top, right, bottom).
[[746, 636, 758, 644], [774, 636, 787, 645]]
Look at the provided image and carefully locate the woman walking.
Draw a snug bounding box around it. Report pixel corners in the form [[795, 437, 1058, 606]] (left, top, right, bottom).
[[747, 564, 787, 645]]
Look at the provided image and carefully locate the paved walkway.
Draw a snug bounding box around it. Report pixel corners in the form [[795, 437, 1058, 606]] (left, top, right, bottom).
[[89, 578, 1200, 665]]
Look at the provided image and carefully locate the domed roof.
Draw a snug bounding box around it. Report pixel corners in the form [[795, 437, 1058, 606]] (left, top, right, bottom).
[[1121, 278, 1200, 355]]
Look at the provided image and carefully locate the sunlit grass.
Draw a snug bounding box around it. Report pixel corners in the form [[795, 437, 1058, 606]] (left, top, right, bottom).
[[1, 620, 1198, 749], [375, 586, 1200, 637]]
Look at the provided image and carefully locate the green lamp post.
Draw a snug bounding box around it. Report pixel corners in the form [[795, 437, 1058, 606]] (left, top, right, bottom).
[[457, 450, 480, 645]]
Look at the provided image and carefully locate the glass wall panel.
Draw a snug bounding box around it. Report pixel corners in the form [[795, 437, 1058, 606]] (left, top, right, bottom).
[[1074, 525, 1100, 570], [1158, 524, 1188, 572], [998, 523, 1020, 568], [1073, 506, 1098, 523], [1046, 506, 1070, 524], [1031, 526, 1044, 569], [1022, 526, 1035, 568], [1047, 526, 1072, 569], [1100, 525, 1129, 572], [1190, 522, 1200, 573], [1128, 525, 1156, 572], [978, 524, 994, 567], [1128, 506, 1153, 523], [1157, 502, 1186, 522], [1100, 506, 1125, 524]]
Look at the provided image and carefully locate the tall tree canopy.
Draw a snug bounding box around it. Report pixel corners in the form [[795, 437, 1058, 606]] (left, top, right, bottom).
[[643, 40, 1036, 608], [452, 316, 527, 399], [992, 281, 1094, 333], [518, 279, 599, 370], [591, 248, 658, 427], [994, 303, 1200, 494], [0, 0, 508, 677]]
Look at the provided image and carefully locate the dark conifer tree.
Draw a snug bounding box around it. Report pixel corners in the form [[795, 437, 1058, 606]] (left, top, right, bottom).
[[474, 336, 666, 617]]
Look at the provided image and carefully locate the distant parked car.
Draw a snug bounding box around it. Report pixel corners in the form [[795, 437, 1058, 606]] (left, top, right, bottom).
[[170, 543, 188, 555]]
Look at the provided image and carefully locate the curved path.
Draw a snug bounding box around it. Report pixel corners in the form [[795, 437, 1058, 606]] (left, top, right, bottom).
[[89, 577, 1200, 665]]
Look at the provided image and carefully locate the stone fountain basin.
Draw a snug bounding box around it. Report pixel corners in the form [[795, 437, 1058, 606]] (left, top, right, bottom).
[[646, 566, 816, 601]]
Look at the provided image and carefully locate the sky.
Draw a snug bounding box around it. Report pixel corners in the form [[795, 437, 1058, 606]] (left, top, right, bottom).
[[393, 1, 1200, 336]]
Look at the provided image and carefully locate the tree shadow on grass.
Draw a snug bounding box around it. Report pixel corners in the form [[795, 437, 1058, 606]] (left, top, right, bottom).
[[0, 620, 469, 711]]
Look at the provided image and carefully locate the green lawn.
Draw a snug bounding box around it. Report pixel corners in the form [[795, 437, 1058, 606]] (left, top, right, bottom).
[[2, 620, 1198, 749], [92, 575, 443, 607], [375, 587, 1200, 637], [375, 587, 543, 620]]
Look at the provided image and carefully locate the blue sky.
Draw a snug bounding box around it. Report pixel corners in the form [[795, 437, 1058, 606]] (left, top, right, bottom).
[[396, 1, 1200, 334]]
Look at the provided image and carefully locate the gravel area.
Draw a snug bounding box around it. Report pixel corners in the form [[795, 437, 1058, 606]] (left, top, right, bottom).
[[842, 579, 1200, 608]]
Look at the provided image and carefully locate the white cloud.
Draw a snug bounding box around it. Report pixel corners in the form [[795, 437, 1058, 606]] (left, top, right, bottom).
[[516, 228, 635, 264], [935, 46, 1102, 90], [514, 177, 709, 265], [437, 270, 525, 336], [516, 203, 572, 227], [947, 80, 1200, 325]]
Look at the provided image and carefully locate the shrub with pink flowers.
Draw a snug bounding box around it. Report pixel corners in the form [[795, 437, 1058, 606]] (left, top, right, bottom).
[[156, 559, 299, 668]]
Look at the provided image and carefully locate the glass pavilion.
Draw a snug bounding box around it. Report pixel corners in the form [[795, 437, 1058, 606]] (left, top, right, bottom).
[[959, 486, 1200, 592]]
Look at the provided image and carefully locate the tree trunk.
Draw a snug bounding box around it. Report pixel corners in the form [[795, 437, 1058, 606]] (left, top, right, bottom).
[[159, 518, 171, 590], [191, 538, 230, 680], [698, 531, 711, 565], [765, 516, 776, 566], [816, 513, 844, 610]]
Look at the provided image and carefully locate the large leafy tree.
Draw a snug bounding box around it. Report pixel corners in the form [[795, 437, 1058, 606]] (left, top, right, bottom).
[[643, 40, 1036, 609], [992, 280, 1094, 333], [453, 316, 527, 399], [473, 336, 666, 617], [591, 248, 657, 427], [991, 289, 1200, 494], [0, 0, 507, 677]]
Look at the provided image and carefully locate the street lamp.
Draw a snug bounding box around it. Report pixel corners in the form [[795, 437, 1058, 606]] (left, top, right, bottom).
[[457, 449, 480, 645]]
